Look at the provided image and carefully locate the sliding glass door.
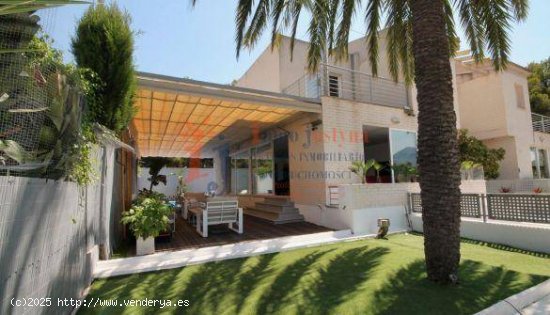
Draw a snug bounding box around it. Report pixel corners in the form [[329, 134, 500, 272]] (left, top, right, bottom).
[[232, 150, 250, 194], [252, 143, 274, 194], [230, 141, 276, 195], [390, 129, 418, 183]]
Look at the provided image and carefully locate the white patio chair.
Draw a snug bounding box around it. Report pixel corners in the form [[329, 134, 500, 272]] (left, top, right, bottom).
[[191, 200, 243, 238]]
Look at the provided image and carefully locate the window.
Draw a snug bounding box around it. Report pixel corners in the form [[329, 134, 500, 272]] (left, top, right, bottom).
[[539, 149, 549, 178], [252, 143, 274, 194], [328, 75, 340, 97], [531, 147, 549, 179], [390, 130, 418, 183], [232, 151, 250, 194], [531, 148, 540, 178], [306, 75, 320, 98], [515, 84, 525, 109]]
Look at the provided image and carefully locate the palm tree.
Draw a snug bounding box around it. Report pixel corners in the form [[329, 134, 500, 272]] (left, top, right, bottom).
[[202, 0, 528, 283]]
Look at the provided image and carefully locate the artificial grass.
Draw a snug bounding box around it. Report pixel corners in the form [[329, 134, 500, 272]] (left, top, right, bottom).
[[80, 234, 550, 315]]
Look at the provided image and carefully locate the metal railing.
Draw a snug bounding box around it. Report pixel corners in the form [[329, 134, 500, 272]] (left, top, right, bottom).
[[282, 63, 409, 108], [410, 192, 550, 224], [532, 113, 550, 133]]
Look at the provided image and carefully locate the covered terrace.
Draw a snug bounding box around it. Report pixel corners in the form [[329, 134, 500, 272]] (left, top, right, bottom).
[[129, 72, 328, 253]]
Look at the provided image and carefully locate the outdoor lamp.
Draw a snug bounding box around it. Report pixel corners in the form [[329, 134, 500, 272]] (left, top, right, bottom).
[[377, 218, 390, 239]]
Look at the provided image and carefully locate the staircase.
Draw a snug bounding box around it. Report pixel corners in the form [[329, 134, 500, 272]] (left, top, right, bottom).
[[244, 196, 305, 224]]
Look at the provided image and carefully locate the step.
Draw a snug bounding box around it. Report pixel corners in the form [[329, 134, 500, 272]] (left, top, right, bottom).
[[253, 203, 300, 214], [261, 197, 294, 206], [244, 208, 304, 224], [245, 209, 304, 224], [244, 208, 280, 221]]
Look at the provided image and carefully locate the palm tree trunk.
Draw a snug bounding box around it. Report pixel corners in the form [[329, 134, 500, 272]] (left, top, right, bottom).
[[410, 0, 461, 283]]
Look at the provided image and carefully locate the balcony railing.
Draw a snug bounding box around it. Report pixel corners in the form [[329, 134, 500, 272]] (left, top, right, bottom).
[[532, 113, 550, 133], [282, 63, 410, 108]]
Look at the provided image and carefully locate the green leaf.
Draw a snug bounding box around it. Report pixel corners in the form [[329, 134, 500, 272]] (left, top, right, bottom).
[[0, 140, 31, 164]]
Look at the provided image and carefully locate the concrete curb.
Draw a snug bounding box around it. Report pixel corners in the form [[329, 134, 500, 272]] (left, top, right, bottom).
[[95, 229, 385, 278], [475, 279, 550, 314]]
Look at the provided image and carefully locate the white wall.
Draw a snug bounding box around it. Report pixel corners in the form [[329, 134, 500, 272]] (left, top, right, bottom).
[[329, 181, 486, 236], [296, 204, 351, 231], [138, 167, 215, 196], [411, 215, 550, 254]]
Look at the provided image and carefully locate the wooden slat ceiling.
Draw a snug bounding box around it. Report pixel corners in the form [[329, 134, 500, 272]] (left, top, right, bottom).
[[133, 89, 301, 157]]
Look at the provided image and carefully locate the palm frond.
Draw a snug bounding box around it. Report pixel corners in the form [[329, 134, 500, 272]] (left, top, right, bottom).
[[243, 0, 271, 49], [364, 0, 383, 76], [327, 0, 341, 53], [457, 0, 526, 70], [234, 0, 254, 59], [307, 0, 330, 72], [334, 0, 356, 61], [270, 0, 287, 49], [457, 0, 486, 62], [478, 0, 512, 70], [443, 0, 459, 56], [287, 0, 305, 61], [385, 0, 413, 83], [0, 0, 89, 16], [509, 0, 528, 21]]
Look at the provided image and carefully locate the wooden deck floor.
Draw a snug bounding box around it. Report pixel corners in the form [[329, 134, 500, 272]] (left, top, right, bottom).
[[153, 215, 332, 252]]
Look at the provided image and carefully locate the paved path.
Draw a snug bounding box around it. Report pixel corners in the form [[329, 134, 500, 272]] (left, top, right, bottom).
[[477, 279, 550, 314], [94, 229, 383, 278]]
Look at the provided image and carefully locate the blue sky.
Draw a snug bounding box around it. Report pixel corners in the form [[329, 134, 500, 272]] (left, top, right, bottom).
[[38, 0, 550, 84]]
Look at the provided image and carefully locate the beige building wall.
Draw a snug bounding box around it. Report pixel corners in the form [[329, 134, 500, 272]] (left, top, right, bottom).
[[483, 136, 520, 179], [235, 45, 281, 92], [456, 61, 534, 179], [501, 70, 535, 178], [282, 113, 327, 205], [277, 38, 310, 91], [457, 70, 508, 139], [235, 37, 311, 92]]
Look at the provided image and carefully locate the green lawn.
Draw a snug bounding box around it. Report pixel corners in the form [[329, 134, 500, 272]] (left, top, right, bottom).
[[80, 234, 550, 315]]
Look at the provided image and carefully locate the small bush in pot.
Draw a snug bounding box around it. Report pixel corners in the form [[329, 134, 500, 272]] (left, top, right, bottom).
[[121, 197, 172, 255]]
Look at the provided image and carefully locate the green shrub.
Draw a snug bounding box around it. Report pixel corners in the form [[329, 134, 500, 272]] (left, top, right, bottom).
[[121, 197, 172, 239], [71, 3, 137, 132], [458, 129, 505, 179], [134, 189, 166, 205]]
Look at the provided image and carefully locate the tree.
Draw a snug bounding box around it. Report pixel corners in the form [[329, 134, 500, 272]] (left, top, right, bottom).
[[458, 129, 505, 179], [214, 0, 528, 283], [71, 3, 137, 133], [527, 57, 550, 116], [140, 157, 171, 191]]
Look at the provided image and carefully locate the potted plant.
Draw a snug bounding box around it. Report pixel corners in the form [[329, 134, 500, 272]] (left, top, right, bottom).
[[349, 159, 376, 184], [392, 163, 418, 183], [121, 196, 172, 255]]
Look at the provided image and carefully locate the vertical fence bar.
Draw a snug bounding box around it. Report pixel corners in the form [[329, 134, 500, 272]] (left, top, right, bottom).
[[481, 194, 488, 222]]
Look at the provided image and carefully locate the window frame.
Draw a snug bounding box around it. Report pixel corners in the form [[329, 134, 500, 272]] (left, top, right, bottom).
[[328, 74, 341, 97]]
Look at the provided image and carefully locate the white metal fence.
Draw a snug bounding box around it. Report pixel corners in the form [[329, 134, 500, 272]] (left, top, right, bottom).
[[282, 63, 409, 109], [410, 193, 550, 224], [532, 113, 550, 133]]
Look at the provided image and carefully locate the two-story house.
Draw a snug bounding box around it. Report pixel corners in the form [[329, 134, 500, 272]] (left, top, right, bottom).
[[455, 57, 548, 180], [130, 33, 538, 226]]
